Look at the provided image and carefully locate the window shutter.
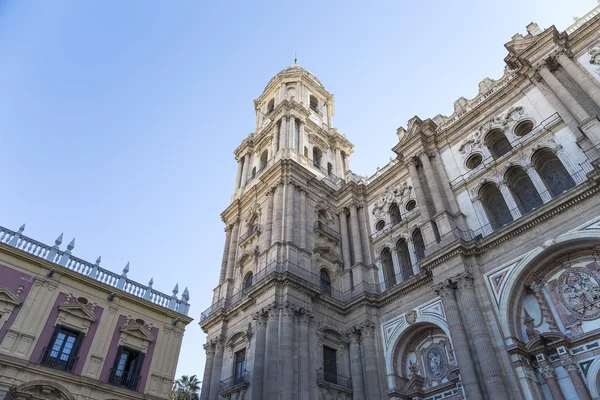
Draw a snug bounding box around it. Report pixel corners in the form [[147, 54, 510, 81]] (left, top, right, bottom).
[[43, 324, 62, 362], [112, 345, 124, 370], [134, 351, 145, 378], [68, 331, 85, 370]]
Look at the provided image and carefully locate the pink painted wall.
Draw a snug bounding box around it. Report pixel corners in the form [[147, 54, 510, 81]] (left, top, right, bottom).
[[0, 264, 34, 343]]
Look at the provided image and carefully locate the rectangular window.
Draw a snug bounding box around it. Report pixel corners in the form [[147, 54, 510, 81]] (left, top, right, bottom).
[[41, 325, 83, 372], [323, 346, 337, 384], [234, 348, 246, 384], [109, 346, 145, 391]]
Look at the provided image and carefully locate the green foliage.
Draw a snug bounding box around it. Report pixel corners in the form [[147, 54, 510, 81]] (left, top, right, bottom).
[[171, 374, 201, 400]]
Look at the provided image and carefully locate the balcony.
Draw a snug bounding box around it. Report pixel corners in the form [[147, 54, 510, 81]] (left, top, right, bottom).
[[316, 368, 353, 396], [239, 224, 261, 246], [108, 368, 141, 391], [219, 371, 250, 396], [39, 347, 78, 373], [313, 221, 340, 241]]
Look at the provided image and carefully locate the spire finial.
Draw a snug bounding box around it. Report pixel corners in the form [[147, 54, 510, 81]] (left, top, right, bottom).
[[294, 52, 297, 65]]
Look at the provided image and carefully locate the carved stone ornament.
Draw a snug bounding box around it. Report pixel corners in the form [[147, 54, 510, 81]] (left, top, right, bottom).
[[420, 342, 448, 384], [503, 106, 524, 126], [406, 310, 418, 325], [590, 45, 600, 76], [458, 131, 482, 155], [557, 268, 600, 320]]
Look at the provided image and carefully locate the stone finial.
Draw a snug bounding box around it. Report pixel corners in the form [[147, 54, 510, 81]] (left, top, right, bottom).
[[172, 283, 179, 295], [148, 278, 154, 287], [55, 233, 64, 246], [18, 224, 25, 233], [526, 22, 542, 36], [96, 256, 101, 265], [122, 262, 130, 275], [182, 287, 190, 302], [144, 278, 154, 300], [67, 238, 75, 251]]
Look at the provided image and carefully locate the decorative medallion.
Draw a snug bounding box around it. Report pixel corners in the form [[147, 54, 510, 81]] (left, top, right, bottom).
[[558, 268, 600, 320], [420, 343, 447, 383]]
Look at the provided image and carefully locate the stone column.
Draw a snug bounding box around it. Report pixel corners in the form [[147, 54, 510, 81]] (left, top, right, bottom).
[[234, 159, 243, 192], [406, 238, 419, 275], [349, 203, 363, 265], [526, 165, 552, 203], [455, 273, 508, 399], [225, 221, 239, 280], [272, 182, 284, 245], [390, 250, 402, 282], [555, 51, 600, 107], [219, 226, 232, 283], [357, 205, 373, 265], [471, 197, 493, 237], [339, 210, 352, 269], [289, 117, 296, 149], [262, 189, 274, 253], [431, 150, 461, 214], [280, 117, 288, 150], [347, 330, 366, 400], [499, 181, 522, 219], [299, 122, 305, 155], [264, 304, 280, 398], [240, 154, 249, 188], [208, 338, 225, 400], [359, 321, 381, 399], [434, 281, 483, 400], [285, 182, 295, 243], [252, 311, 268, 400], [299, 189, 307, 249], [281, 303, 296, 399], [271, 127, 280, 155], [538, 365, 566, 400], [538, 64, 589, 123], [407, 159, 431, 220], [335, 147, 343, 177], [200, 343, 215, 400], [419, 152, 445, 214], [298, 311, 312, 400], [562, 356, 591, 400]]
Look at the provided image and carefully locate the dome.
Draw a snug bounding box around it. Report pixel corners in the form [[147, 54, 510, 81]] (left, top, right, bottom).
[[264, 62, 323, 91]]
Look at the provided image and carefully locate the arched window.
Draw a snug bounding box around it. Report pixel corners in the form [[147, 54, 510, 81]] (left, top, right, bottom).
[[327, 162, 333, 176], [485, 129, 512, 160], [514, 120, 534, 137], [310, 95, 319, 112], [313, 147, 323, 168], [505, 166, 542, 214], [396, 239, 413, 281], [243, 272, 253, 291], [412, 229, 425, 261], [480, 182, 513, 230], [260, 150, 268, 170], [320, 269, 332, 295], [375, 220, 386, 231], [405, 200, 417, 212], [267, 99, 274, 115], [532, 148, 575, 197], [381, 248, 396, 289], [389, 203, 401, 225]]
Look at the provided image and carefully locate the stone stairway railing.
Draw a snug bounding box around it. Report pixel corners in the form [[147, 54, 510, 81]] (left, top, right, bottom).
[[0, 224, 190, 315]]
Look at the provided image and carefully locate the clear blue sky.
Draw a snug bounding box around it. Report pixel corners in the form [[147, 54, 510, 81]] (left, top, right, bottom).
[[0, 0, 595, 381]]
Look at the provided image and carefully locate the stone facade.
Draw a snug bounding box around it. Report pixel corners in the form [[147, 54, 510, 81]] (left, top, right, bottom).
[[200, 4, 600, 400], [0, 226, 193, 400]]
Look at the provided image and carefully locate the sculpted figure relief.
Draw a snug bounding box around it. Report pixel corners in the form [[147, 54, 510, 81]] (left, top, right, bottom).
[[558, 268, 600, 320], [589, 45, 600, 76]]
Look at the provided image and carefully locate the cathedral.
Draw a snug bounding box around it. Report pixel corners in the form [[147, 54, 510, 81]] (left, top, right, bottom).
[[199, 4, 600, 400]]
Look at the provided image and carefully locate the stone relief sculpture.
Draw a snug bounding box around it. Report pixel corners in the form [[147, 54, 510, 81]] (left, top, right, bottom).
[[371, 182, 413, 219], [589, 45, 600, 76]]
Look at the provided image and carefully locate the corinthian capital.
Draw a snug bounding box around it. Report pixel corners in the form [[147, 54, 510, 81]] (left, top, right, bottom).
[[358, 320, 376, 338], [433, 280, 456, 299], [538, 365, 555, 379], [561, 357, 579, 373], [454, 272, 475, 292]]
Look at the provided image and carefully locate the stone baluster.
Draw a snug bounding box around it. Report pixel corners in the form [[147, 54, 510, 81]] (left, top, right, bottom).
[[272, 182, 284, 245], [349, 203, 364, 265], [498, 181, 522, 219], [262, 189, 274, 252], [455, 273, 508, 399], [347, 329, 366, 400], [359, 321, 382, 399], [537, 63, 590, 123], [281, 303, 296, 399], [208, 338, 225, 400], [299, 189, 307, 249], [225, 219, 239, 280], [264, 304, 280, 398], [554, 51, 600, 107], [525, 165, 552, 203], [285, 182, 295, 243], [200, 343, 215, 400], [219, 225, 232, 284], [529, 281, 559, 332], [419, 151, 445, 214], [561, 356, 591, 400], [538, 364, 566, 400], [339, 210, 352, 269], [252, 311, 268, 400], [298, 310, 312, 400], [434, 280, 483, 400]]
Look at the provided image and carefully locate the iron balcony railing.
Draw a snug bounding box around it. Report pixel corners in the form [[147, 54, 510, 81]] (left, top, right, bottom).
[[39, 346, 79, 373], [220, 371, 250, 392], [316, 368, 353, 389], [239, 224, 261, 244], [108, 368, 142, 391], [314, 221, 340, 241]]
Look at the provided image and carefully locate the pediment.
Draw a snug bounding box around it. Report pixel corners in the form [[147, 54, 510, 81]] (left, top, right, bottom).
[[0, 288, 23, 306], [120, 324, 154, 343], [405, 374, 424, 395], [58, 303, 97, 322]]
